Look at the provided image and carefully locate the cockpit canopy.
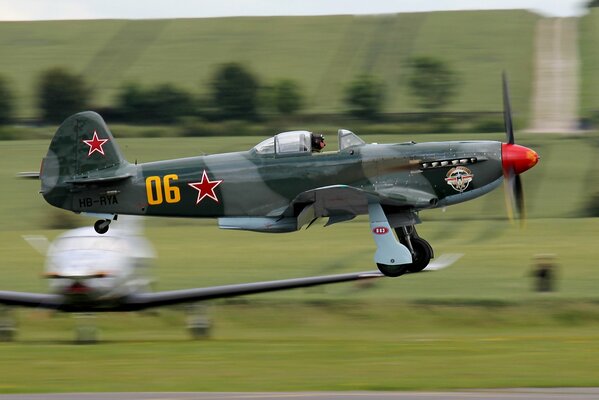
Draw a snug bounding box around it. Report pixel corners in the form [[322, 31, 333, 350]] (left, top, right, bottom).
[[253, 131, 310, 155], [338, 129, 365, 150], [252, 129, 365, 155]]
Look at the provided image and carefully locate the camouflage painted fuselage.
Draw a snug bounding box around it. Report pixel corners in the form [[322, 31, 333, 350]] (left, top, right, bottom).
[[41, 113, 504, 227], [137, 141, 503, 219]]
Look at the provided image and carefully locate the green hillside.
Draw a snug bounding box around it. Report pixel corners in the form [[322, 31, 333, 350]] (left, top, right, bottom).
[[579, 8, 599, 116], [0, 10, 538, 119]]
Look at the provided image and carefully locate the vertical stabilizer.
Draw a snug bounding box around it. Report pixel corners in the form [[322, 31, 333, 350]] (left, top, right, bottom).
[[41, 111, 129, 208]]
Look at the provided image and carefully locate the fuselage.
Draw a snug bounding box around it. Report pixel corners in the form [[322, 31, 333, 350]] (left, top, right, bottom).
[[45, 227, 153, 308], [37, 97, 539, 276], [59, 139, 505, 220]]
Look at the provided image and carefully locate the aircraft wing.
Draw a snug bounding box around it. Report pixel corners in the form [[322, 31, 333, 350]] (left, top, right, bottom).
[[0, 290, 63, 309], [0, 259, 459, 312], [288, 185, 371, 219], [286, 184, 437, 228], [118, 270, 384, 311]]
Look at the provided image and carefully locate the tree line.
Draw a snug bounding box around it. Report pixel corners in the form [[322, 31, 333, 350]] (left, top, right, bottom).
[[0, 57, 458, 126]]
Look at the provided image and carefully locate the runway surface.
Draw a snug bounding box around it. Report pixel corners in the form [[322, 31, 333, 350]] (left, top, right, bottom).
[[2, 389, 599, 400]]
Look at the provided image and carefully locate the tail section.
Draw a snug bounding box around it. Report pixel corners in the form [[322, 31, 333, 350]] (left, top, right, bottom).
[[41, 111, 130, 209]]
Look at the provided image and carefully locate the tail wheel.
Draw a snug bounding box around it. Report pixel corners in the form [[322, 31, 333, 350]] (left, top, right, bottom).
[[94, 219, 110, 234], [376, 263, 409, 277], [406, 237, 433, 273]]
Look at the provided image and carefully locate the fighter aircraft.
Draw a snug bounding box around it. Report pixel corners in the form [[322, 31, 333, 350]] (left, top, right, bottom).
[[39, 75, 538, 277], [0, 216, 407, 342]]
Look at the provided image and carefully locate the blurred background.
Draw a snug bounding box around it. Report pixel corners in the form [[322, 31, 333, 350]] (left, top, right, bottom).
[[1, 0, 599, 393]]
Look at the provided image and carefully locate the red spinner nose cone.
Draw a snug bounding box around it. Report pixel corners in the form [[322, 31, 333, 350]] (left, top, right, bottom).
[[502, 143, 539, 175]]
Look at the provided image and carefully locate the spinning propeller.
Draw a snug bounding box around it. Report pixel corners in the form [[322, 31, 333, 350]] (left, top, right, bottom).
[[501, 73, 539, 224]]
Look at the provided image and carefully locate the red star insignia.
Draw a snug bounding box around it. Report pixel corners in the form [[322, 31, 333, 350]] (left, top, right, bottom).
[[82, 130, 109, 157], [188, 170, 223, 204]]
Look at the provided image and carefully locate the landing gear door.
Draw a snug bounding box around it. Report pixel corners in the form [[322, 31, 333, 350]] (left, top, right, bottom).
[[368, 203, 412, 266]]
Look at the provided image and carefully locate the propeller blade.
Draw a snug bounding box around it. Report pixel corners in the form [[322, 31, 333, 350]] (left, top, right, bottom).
[[503, 169, 515, 223], [514, 174, 526, 225], [502, 72, 514, 145], [500, 73, 535, 226], [503, 168, 527, 226]]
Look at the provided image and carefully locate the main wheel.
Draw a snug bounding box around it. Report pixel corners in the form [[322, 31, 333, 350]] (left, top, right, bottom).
[[406, 237, 433, 273], [376, 263, 409, 277], [94, 220, 109, 234]]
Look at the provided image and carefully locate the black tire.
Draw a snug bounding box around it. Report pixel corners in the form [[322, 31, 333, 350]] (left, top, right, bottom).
[[94, 220, 109, 235], [376, 263, 409, 277], [406, 237, 433, 273]]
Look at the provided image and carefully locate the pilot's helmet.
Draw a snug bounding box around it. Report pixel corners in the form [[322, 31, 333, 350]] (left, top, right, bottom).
[[311, 134, 326, 152]]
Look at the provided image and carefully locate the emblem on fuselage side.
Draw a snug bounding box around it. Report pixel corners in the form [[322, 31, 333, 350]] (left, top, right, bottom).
[[188, 170, 223, 204], [445, 166, 473, 193]]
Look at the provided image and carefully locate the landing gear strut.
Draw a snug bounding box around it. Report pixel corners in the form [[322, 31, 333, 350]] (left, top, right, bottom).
[[186, 304, 212, 340], [74, 313, 97, 344], [0, 306, 16, 342], [396, 226, 434, 273]]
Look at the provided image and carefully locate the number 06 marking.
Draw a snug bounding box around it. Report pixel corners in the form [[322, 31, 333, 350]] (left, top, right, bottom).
[[145, 174, 180, 205]]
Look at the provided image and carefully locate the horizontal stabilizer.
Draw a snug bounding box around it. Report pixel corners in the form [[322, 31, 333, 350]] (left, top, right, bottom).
[[22, 235, 50, 256], [16, 172, 40, 179], [65, 173, 132, 184]]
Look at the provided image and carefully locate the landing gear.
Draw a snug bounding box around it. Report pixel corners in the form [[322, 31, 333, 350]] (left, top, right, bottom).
[[94, 215, 117, 234], [74, 313, 97, 344], [186, 304, 212, 340], [396, 226, 434, 273], [405, 237, 433, 272], [368, 204, 435, 277], [376, 263, 409, 277], [0, 306, 16, 342], [94, 220, 110, 234], [368, 204, 412, 277]]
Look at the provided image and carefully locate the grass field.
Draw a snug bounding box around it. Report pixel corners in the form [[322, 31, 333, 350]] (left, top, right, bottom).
[[0, 11, 538, 120], [579, 8, 599, 117], [2, 302, 599, 392], [1, 131, 599, 392]]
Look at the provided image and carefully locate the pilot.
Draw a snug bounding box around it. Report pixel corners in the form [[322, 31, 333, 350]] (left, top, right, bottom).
[[311, 134, 326, 152]]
